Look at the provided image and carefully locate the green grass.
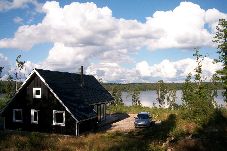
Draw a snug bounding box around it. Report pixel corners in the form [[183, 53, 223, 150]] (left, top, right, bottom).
[[107, 105, 179, 121]]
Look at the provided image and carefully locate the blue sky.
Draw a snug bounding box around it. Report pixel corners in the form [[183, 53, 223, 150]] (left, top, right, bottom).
[[0, 0, 226, 82]]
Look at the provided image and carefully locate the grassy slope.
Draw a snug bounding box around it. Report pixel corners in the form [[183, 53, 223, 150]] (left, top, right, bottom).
[[0, 106, 227, 151]]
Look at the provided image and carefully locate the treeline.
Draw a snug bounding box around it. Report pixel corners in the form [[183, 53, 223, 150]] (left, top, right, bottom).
[[103, 82, 223, 92]]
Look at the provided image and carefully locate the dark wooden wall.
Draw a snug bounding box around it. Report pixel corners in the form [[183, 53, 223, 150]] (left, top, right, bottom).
[[2, 74, 79, 135]]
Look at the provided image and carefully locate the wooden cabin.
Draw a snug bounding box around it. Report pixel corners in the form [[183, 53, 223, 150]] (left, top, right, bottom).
[[0, 68, 113, 135]]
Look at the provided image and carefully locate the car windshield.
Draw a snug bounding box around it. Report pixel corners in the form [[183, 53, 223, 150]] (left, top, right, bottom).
[[137, 114, 149, 119]]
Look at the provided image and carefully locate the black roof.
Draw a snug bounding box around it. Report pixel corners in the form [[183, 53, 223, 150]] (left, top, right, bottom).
[[35, 69, 113, 121]]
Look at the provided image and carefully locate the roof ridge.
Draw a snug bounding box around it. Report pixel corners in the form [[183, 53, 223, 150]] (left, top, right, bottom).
[[35, 68, 94, 77]]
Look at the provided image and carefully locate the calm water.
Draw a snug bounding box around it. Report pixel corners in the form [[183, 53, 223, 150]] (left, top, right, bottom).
[[121, 90, 226, 107]]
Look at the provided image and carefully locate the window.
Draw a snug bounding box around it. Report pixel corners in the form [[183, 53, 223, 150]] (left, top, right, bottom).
[[31, 109, 39, 124], [33, 88, 41, 98], [53, 110, 65, 126], [13, 109, 23, 122]]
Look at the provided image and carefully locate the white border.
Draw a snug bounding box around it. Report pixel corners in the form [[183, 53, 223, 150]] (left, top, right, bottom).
[[31, 109, 39, 124], [53, 110, 65, 126], [33, 88, 41, 98], [13, 109, 23, 123]]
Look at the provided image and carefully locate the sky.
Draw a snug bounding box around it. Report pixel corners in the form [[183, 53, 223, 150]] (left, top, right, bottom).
[[0, 0, 227, 83]]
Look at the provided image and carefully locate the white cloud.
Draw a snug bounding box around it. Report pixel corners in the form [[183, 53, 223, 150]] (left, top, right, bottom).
[[136, 60, 177, 78], [13, 16, 23, 24], [86, 57, 222, 83], [0, 0, 42, 12], [0, 1, 226, 82], [0, 1, 226, 51], [86, 63, 140, 83], [145, 2, 227, 49], [205, 8, 227, 32], [0, 53, 223, 83], [136, 57, 222, 82], [41, 42, 95, 72]]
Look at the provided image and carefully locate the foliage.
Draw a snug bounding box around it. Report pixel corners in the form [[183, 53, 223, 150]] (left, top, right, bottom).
[[213, 19, 227, 103], [15, 55, 25, 91], [166, 88, 177, 109], [4, 75, 15, 98], [156, 80, 177, 108], [127, 89, 142, 106], [0, 96, 9, 110], [103, 82, 223, 92], [156, 80, 167, 107], [0, 67, 4, 94], [16, 55, 25, 70], [182, 49, 216, 125], [111, 86, 123, 106], [107, 104, 178, 121], [0, 67, 3, 78]]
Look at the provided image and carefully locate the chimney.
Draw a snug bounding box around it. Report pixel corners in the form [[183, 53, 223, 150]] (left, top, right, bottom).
[[80, 66, 84, 87]]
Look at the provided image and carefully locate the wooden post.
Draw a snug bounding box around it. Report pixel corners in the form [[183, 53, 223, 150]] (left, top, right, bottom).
[[75, 122, 79, 136]]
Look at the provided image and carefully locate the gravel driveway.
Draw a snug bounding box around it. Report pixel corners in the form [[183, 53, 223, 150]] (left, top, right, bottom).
[[99, 113, 137, 132]]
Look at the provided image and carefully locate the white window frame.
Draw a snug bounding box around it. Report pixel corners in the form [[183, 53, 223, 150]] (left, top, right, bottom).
[[13, 109, 23, 123], [33, 88, 41, 98], [53, 110, 65, 126], [31, 109, 39, 124]]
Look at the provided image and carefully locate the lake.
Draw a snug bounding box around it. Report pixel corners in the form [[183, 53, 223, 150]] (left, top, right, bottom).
[[121, 90, 226, 107]]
